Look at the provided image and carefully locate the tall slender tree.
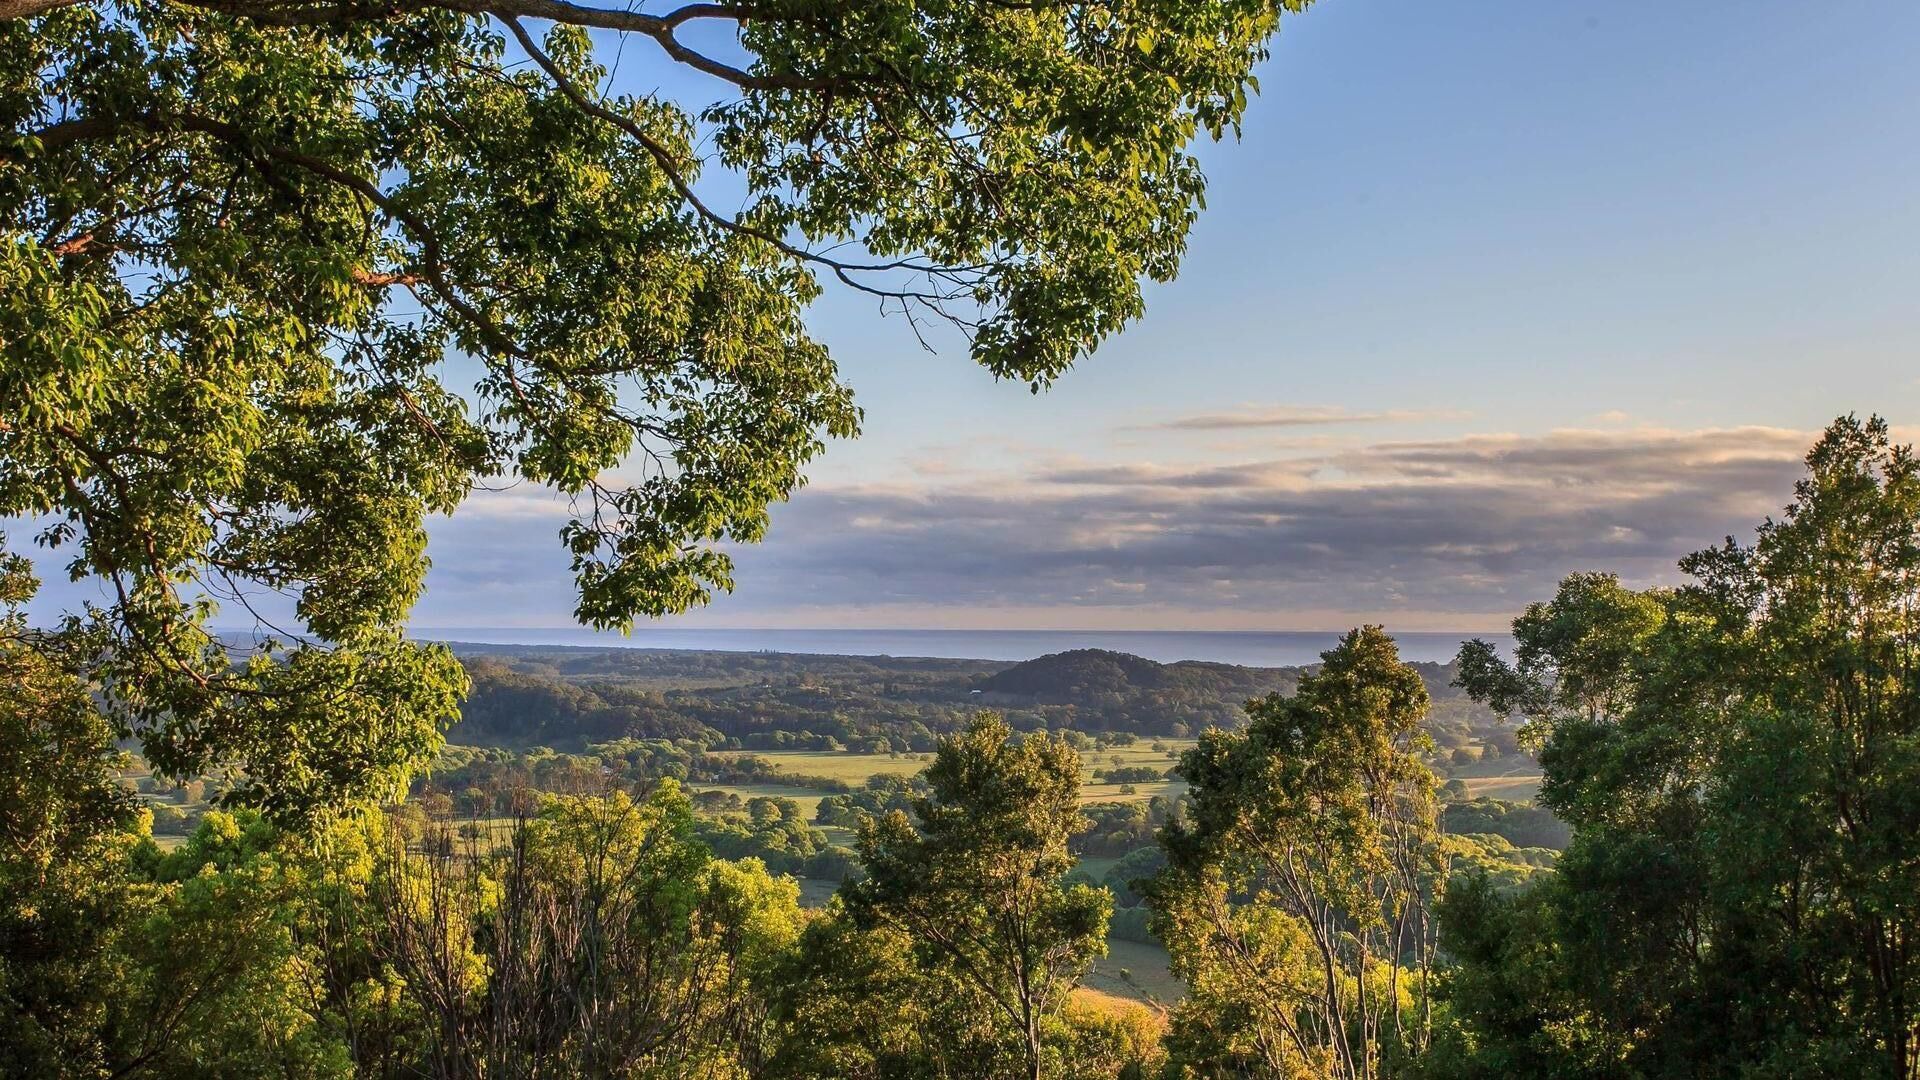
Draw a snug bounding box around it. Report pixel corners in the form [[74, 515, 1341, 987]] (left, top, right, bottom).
[[1149, 626, 1443, 1080]]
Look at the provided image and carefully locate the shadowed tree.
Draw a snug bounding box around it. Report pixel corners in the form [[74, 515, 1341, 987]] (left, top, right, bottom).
[[1439, 415, 1920, 1078]]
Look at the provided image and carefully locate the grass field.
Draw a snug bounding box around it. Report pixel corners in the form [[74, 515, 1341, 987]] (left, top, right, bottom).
[[1078, 779, 1188, 805], [1465, 774, 1543, 800], [708, 748, 932, 784], [1084, 938, 1183, 1006], [700, 741, 1197, 812], [796, 877, 839, 907], [1447, 759, 1545, 801]]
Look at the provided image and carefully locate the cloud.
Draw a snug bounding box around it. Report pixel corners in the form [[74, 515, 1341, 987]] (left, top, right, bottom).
[[1134, 405, 1470, 432], [406, 424, 1817, 630]]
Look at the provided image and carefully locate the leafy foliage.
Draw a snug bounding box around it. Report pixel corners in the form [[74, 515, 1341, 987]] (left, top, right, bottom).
[[1, 0, 1305, 817], [842, 713, 1113, 1080], [1150, 626, 1444, 1079], [1438, 415, 1920, 1078]]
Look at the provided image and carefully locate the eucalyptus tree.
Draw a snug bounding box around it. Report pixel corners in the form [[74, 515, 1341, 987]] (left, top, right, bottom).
[[843, 712, 1111, 1080], [1148, 626, 1444, 1079], [1, 0, 1307, 818]]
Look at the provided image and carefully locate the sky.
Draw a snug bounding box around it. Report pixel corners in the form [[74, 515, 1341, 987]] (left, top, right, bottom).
[[32, 1, 1920, 635], [412, 0, 1920, 633]]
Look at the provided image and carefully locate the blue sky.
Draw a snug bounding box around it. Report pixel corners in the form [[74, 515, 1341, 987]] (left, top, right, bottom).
[[409, 0, 1920, 633], [31, 1, 1918, 635]]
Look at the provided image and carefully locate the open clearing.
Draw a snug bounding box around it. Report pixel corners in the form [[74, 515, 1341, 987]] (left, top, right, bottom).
[[707, 749, 932, 784], [1084, 938, 1183, 1006], [1459, 771, 1544, 801]]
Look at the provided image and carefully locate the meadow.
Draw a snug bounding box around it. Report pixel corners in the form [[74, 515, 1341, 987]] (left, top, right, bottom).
[[1448, 757, 1546, 801], [699, 739, 1196, 810]]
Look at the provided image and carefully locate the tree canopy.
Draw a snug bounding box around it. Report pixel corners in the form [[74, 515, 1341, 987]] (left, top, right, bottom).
[[844, 713, 1111, 1080], [1, 0, 1304, 815], [1438, 415, 1920, 1078], [1150, 626, 1443, 1079]]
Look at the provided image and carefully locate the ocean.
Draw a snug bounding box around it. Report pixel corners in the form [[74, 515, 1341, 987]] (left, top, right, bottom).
[[416, 627, 1509, 667]]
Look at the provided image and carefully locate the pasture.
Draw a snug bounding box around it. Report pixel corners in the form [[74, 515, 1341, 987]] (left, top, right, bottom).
[[1084, 938, 1184, 1006], [698, 739, 1198, 811], [1448, 759, 1545, 801]]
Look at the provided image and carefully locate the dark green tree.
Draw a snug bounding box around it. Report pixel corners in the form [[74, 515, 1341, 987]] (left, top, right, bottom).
[[765, 904, 947, 1080], [841, 712, 1111, 1080], [1441, 415, 1920, 1078], [0, 551, 142, 1077]]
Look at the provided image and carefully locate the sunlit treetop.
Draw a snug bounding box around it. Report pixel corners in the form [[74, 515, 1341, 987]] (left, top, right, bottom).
[[0, 0, 1305, 818]]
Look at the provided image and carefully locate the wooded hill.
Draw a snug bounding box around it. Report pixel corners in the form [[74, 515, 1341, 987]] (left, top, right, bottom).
[[444, 644, 1510, 754]]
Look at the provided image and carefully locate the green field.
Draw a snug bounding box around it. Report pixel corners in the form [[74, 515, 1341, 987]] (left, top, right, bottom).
[[1078, 779, 1189, 805], [796, 877, 840, 907], [1448, 759, 1545, 801], [699, 741, 1197, 812], [1465, 774, 1543, 800], [708, 748, 933, 784], [1084, 938, 1183, 1006]]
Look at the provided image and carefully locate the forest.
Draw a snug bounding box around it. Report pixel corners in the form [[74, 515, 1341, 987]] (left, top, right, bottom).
[[5, 1, 1919, 1077]]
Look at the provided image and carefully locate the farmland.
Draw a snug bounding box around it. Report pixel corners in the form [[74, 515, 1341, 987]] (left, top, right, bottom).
[[117, 645, 1546, 1011], [695, 739, 1194, 810]]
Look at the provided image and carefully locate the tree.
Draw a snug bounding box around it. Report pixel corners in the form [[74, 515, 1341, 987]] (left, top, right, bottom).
[[347, 785, 805, 1077], [6, 555, 337, 1079], [1, 0, 1307, 818], [0, 550, 143, 1077], [1148, 626, 1443, 1079], [842, 712, 1111, 1080], [765, 904, 945, 1080], [112, 810, 351, 1078], [1442, 415, 1920, 1077], [1422, 875, 1631, 1080]]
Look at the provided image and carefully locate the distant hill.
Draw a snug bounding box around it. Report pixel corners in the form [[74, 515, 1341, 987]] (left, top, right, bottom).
[[979, 648, 1292, 701], [980, 649, 1174, 694], [445, 643, 1506, 748]]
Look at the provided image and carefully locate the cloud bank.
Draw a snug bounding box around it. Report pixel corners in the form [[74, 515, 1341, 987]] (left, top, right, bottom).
[[413, 424, 1815, 630]]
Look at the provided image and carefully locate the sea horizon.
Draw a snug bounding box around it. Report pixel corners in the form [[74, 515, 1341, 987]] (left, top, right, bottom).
[[409, 626, 1511, 667]]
